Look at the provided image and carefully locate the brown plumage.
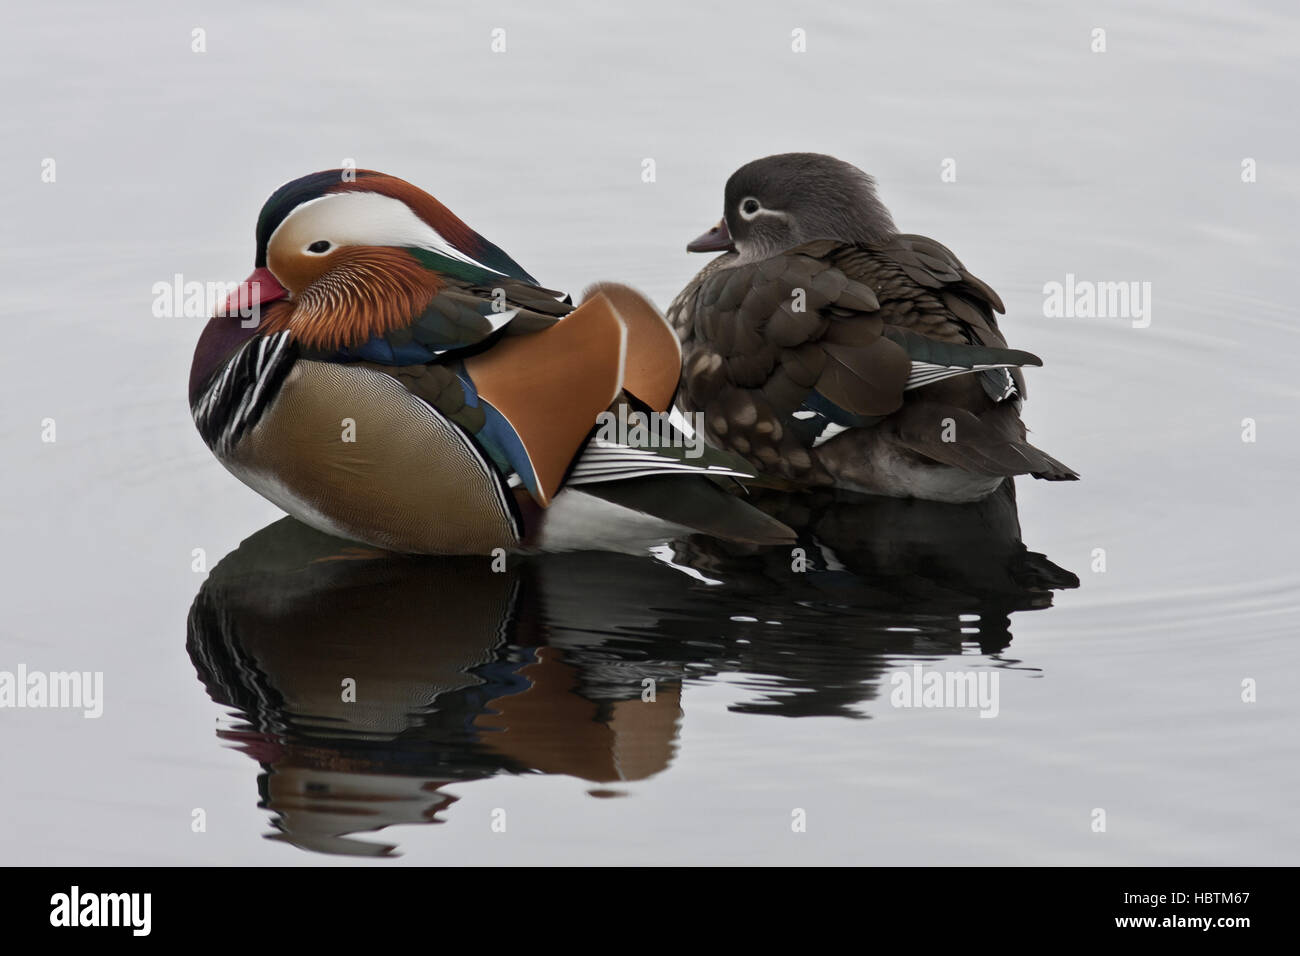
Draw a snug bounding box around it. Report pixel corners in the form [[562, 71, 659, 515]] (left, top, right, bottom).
[[669, 153, 1078, 503], [193, 170, 799, 555], [261, 247, 444, 350], [463, 292, 626, 506], [583, 281, 683, 413]]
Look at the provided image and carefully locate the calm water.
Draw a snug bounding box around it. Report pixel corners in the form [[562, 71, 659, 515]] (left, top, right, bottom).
[[2, 0, 1297, 865]]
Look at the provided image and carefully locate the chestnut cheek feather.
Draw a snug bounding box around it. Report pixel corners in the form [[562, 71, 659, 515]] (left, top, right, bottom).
[[260, 248, 442, 350]]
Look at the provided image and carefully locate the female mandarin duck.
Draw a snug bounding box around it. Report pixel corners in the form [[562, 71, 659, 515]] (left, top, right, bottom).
[[190, 169, 794, 555], [667, 153, 1078, 503]]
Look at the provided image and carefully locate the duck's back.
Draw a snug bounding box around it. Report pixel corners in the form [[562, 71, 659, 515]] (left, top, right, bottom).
[[668, 236, 1076, 499]]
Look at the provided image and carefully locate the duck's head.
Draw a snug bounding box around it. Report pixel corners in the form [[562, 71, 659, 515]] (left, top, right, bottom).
[[227, 169, 536, 349], [686, 153, 897, 261]]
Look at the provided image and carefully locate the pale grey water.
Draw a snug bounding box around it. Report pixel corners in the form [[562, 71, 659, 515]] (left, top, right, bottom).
[[1, 0, 1297, 864]]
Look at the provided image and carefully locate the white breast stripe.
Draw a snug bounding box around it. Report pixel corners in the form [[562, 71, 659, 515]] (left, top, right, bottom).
[[194, 331, 296, 455], [244, 333, 291, 416]]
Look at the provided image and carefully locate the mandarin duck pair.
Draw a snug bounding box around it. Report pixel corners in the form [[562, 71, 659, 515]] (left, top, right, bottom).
[[190, 155, 1076, 556]]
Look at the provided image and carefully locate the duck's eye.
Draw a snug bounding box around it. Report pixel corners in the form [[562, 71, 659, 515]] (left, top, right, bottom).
[[306, 240, 332, 254], [740, 198, 761, 218]]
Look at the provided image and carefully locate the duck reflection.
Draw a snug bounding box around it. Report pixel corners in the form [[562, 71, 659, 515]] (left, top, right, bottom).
[[187, 481, 1075, 855]]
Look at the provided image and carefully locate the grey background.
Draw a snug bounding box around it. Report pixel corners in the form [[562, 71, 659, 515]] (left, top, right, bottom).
[[1, 0, 1296, 864]]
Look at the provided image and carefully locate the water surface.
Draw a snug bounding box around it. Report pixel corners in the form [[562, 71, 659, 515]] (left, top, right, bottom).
[[1, 0, 1297, 865]]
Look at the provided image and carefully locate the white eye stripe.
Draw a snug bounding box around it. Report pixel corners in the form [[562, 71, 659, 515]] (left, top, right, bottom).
[[268, 192, 503, 274], [738, 198, 786, 222]]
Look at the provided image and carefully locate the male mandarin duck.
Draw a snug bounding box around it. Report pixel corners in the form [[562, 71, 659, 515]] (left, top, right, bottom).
[[189, 169, 795, 555], [667, 153, 1078, 503]]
